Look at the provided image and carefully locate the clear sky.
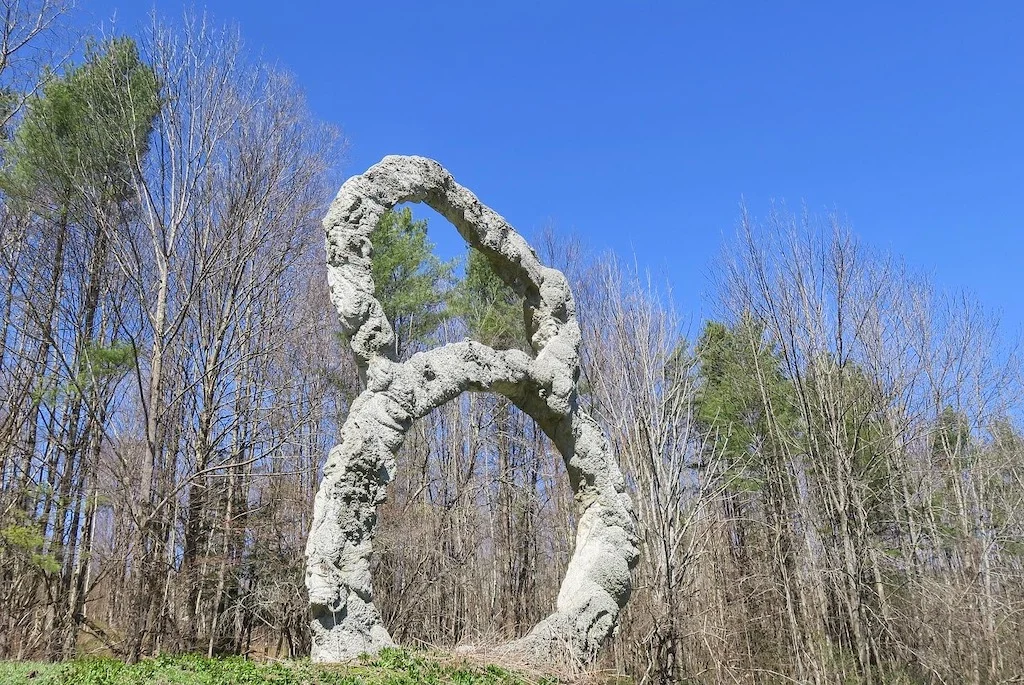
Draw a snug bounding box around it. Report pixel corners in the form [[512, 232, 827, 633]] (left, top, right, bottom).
[[78, 1, 1024, 335]]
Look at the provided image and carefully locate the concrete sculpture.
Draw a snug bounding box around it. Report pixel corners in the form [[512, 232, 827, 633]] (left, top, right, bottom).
[[306, 155, 638, 663]]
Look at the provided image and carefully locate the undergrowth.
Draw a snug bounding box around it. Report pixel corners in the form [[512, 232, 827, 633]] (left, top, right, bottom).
[[0, 648, 560, 685]]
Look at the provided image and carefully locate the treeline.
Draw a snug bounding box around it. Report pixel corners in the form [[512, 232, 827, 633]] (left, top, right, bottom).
[[0, 4, 341, 662], [1, 5, 1023, 685], [367, 212, 1024, 684]]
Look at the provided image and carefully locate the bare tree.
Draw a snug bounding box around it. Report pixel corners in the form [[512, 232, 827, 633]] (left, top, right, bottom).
[[715, 204, 1024, 683]]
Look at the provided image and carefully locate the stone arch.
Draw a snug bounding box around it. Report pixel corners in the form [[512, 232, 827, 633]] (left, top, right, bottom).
[[306, 155, 638, 663]]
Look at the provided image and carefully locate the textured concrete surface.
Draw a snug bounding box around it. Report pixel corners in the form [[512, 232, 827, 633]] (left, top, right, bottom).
[[307, 155, 638, 663]]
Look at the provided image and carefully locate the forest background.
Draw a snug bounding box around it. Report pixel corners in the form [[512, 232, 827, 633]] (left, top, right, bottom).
[[1, 3, 1023, 684]]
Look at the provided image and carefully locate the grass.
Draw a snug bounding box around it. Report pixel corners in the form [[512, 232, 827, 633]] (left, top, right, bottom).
[[0, 648, 561, 685]]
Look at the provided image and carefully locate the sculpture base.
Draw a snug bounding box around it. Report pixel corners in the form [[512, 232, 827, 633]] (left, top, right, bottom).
[[310, 606, 396, 663]]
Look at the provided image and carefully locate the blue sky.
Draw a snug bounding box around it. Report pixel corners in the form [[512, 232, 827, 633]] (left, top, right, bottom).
[[80, 1, 1024, 335]]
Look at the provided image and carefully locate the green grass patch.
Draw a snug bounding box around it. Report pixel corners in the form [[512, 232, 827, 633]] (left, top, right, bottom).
[[0, 649, 556, 685]]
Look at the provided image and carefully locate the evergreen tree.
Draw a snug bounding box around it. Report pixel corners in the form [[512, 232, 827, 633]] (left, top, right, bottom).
[[370, 207, 455, 360], [694, 315, 796, 487], [3, 36, 160, 213], [452, 248, 526, 350]]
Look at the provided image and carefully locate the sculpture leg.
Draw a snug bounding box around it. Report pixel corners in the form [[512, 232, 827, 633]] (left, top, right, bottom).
[[306, 392, 408, 662], [510, 411, 638, 662]]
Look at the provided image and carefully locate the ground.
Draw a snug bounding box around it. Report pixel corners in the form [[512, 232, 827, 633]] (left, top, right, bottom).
[[0, 648, 567, 685]]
